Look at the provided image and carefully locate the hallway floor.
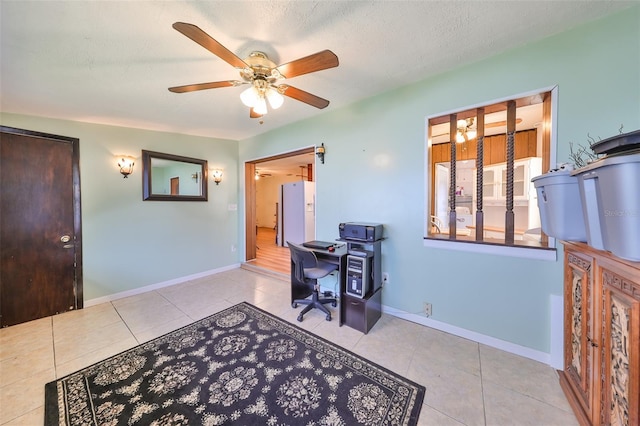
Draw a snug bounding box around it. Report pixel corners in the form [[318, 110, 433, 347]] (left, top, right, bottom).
[[246, 226, 290, 275], [0, 268, 577, 425]]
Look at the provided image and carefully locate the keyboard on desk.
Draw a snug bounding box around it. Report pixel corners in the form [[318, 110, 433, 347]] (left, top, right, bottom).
[[302, 240, 336, 250]]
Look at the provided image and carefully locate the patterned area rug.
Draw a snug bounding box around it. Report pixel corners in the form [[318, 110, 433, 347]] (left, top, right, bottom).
[[45, 302, 425, 425]]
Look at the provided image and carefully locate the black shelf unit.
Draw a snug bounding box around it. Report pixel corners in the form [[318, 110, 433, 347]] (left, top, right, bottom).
[[338, 238, 383, 334]]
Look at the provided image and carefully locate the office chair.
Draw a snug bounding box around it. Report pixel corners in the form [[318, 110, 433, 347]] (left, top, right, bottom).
[[287, 241, 338, 322]]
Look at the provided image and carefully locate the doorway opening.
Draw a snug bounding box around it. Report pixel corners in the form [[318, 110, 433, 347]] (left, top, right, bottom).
[[244, 147, 315, 275]]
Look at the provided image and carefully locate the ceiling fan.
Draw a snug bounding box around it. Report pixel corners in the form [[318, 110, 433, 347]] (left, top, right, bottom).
[[255, 170, 272, 179], [168, 22, 339, 118], [433, 117, 523, 142]]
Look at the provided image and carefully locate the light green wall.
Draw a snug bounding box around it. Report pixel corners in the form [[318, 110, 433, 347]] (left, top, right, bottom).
[[0, 113, 239, 300], [1, 7, 637, 353], [239, 7, 640, 352]]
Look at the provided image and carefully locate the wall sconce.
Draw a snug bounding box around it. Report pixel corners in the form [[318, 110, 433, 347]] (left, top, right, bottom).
[[316, 143, 325, 164], [191, 173, 199, 183], [117, 156, 135, 178], [212, 170, 223, 185]]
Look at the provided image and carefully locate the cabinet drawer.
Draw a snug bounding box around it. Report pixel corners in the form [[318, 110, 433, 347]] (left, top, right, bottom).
[[343, 296, 366, 330], [342, 288, 382, 334]]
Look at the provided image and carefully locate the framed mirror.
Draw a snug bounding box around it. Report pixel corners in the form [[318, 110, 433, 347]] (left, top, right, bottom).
[[142, 150, 208, 201]]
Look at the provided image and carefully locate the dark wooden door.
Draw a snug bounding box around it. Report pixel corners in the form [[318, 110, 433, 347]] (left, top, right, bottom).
[[0, 126, 82, 327]]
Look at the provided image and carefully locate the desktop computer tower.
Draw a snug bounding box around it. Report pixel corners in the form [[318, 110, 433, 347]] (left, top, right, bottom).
[[346, 240, 382, 293], [346, 254, 373, 298]]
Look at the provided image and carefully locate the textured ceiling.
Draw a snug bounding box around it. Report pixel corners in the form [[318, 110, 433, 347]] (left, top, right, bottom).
[[0, 1, 634, 141]]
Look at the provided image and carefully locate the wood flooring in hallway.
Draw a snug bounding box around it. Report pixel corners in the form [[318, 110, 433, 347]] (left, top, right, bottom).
[[246, 227, 290, 275]]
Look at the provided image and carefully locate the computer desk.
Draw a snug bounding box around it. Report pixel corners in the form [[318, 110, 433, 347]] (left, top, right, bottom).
[[290, 243, 347, 325]]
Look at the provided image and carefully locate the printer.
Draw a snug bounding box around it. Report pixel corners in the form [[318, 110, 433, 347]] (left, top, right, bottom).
[[338, 222, 383, 242]]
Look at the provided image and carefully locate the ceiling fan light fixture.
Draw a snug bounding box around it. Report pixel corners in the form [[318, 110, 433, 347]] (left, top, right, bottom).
[[266, 87, 284, 109], [240, 86, 259, 107], [254, 97, 268, 115]]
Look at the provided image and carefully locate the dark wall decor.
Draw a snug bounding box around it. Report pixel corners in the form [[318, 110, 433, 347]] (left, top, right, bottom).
[[142, 150, 208, 201]]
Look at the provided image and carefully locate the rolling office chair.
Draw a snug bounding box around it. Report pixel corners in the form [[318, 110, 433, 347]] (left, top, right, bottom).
[[287, 241, 338, 322]]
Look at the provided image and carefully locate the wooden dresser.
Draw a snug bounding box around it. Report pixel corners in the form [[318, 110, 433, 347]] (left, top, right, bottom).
[[560, 241, 640, 425]]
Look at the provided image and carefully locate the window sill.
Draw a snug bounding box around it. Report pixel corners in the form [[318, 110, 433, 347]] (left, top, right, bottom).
[[423, 236, 557, 261]]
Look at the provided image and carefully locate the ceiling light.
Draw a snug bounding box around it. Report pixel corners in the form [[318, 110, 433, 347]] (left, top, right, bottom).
[[266, 87, 284, 109], [240, 79, 277, 115], [253, 97, 268, 115], [240, 86, 259, 107]]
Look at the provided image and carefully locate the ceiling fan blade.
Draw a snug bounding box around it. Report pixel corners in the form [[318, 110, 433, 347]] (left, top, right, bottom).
[[168, 81, 239, 93], [435, 118, 523, 136], [249, 108, 262, 119], [280, 85, 330, 109], [274, 50, 339, 79], [485, 118, 522, 128], [172, 22, 248, 69]]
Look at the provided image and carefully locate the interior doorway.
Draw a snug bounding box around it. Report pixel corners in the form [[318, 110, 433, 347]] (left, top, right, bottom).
[[170, 177, 179, 195], [244, 147, 315, 274]]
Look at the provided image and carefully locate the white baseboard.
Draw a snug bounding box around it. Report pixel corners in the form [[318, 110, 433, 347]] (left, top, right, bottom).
[[382, 304, 553, 366], [84, 265, 559, 368], [550, 294, 564, 370], [84, 264, 241, 307]]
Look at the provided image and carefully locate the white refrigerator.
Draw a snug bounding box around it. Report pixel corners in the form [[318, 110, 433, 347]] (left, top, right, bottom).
[[278, 181, 315, 246]]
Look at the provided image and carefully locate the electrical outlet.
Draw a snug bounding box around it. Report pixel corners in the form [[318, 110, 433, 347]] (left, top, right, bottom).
[[382, 272, 389, 285], [424, 302, 432, 317]]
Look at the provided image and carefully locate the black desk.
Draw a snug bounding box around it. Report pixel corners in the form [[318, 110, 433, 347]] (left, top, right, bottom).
[[289, 244, 381, 333]]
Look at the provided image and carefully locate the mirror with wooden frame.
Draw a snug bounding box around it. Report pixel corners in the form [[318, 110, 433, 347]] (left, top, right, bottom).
[[142, 150, 208, 201]]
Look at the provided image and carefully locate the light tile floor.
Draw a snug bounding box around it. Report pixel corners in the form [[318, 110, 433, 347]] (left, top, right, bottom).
[[0, 268, 578, 425]]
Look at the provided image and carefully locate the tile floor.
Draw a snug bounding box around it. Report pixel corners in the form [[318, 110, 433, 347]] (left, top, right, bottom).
[[0, 268, 578, 425]]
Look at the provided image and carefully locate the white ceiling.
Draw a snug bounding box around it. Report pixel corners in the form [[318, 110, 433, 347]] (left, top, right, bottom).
[[0, 1, 633, 142]]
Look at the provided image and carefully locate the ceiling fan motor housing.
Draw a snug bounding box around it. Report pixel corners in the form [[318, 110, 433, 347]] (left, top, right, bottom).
[[241, 52, 279, 83]]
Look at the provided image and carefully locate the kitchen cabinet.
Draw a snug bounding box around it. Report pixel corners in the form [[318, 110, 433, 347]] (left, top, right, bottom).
[[474, 157, 543, 234], [500, 157, 541, 201], [429, 129, 537, 167], [560, 242, 640, 426], [481, 157, 541, 202], [482, 166, 499, 200]]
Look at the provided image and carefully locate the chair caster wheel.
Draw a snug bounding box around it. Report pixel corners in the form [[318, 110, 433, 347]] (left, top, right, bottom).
[[326, 314, 331, 321], [292, 302, 298, 308], [331, 301, 337, 307], [297, 314, 303, 322]]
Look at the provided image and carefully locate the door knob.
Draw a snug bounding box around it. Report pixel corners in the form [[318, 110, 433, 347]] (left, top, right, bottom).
[[60, 235, 74, 248]]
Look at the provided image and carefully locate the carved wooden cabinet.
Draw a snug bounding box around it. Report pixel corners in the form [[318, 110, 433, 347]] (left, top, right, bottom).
[[560, 242, 640, 425]]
